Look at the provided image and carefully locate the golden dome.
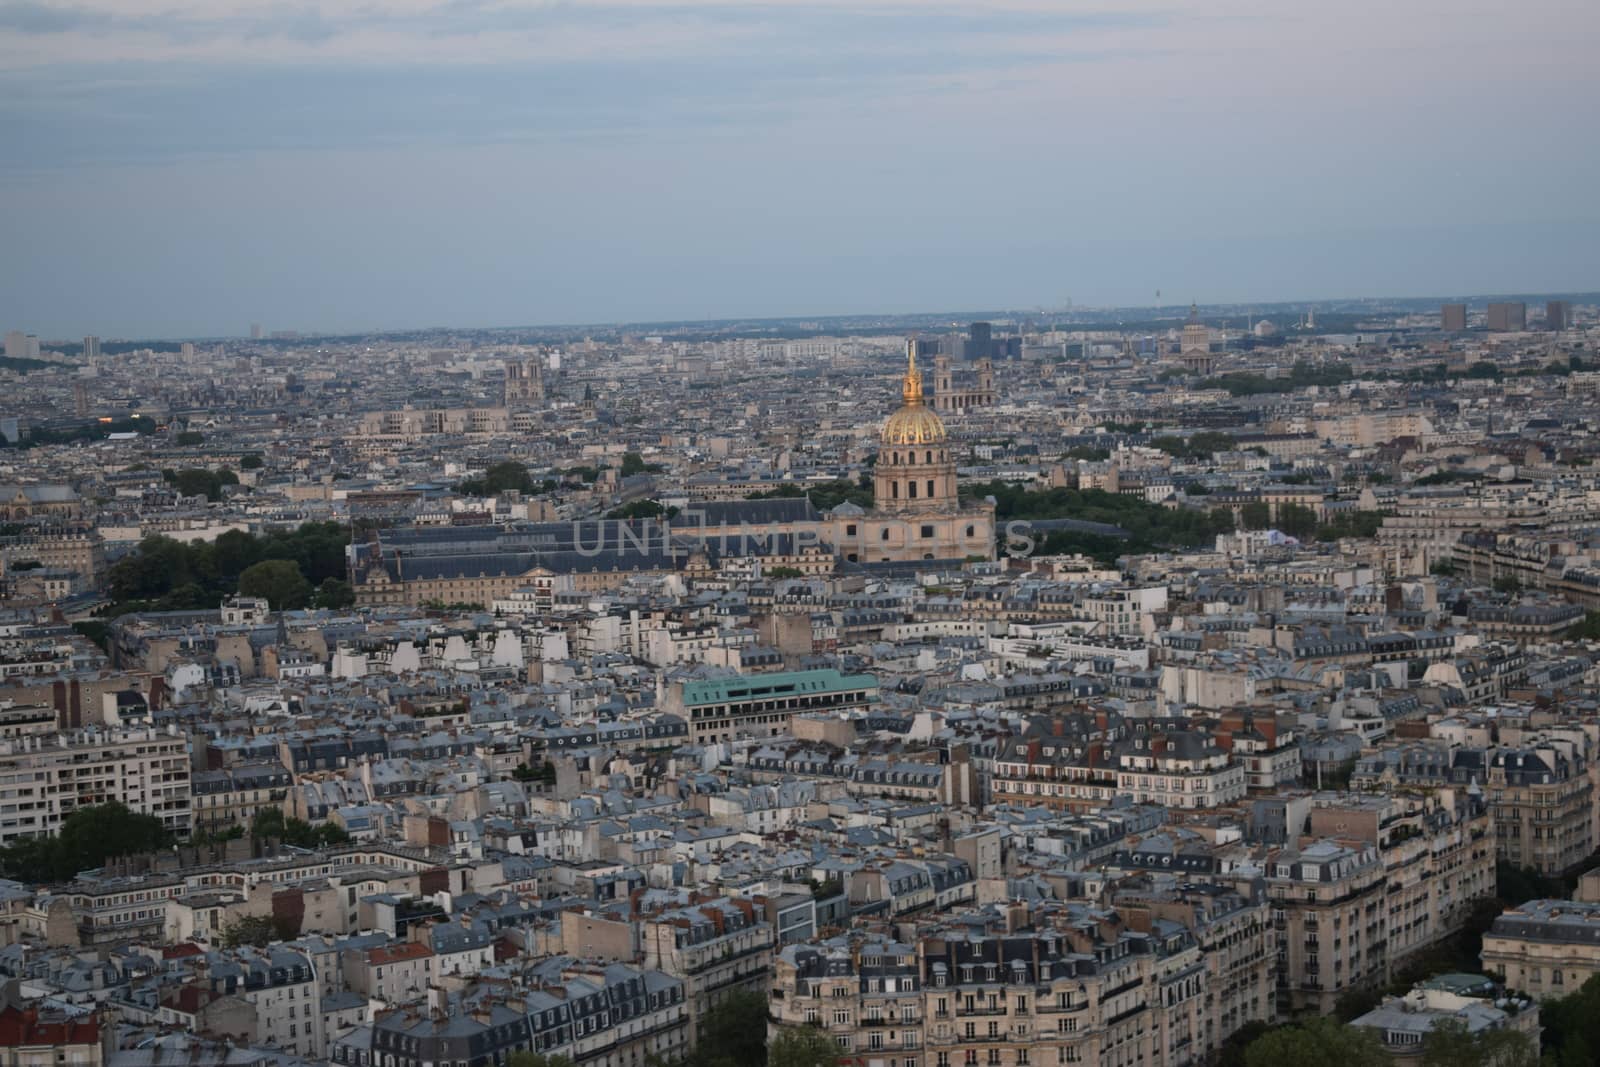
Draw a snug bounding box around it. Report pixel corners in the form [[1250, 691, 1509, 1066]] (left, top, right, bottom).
[[882, 342, 947, 446]]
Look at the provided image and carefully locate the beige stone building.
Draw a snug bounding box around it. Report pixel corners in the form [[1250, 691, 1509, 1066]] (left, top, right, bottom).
[[1486, 736, 1594, 875], [0, 726, 191, 844], [1482, 899, 1600, 998]]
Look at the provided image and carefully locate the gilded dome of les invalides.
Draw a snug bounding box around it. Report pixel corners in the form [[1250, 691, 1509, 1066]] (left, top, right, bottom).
[[881, 346, 947, 447]]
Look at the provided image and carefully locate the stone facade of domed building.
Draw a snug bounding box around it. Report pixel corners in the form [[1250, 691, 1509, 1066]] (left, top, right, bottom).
[[826, 340, 996, 564]]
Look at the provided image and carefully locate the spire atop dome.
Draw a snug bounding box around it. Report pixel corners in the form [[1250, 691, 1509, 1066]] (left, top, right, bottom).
[[902, 339, 925, 406]]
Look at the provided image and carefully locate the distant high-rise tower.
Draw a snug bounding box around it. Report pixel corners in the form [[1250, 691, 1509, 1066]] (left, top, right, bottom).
[[1486, 302, 1526, 332], [83, 335, 101, 360], [1547, 301, 1571, 331], [73, 381, 89, 418], [967, 321, 992, 361], [2, 331, 24, 359], [250, 323, 264, 340], [1441, 304, 1467, 332]]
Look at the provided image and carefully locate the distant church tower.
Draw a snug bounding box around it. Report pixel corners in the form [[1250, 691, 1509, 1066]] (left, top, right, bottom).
[[504, 356, 545, 409]]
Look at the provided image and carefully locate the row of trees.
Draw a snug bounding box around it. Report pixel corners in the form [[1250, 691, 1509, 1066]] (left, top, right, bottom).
[[747, 478, 875, 511], [1236, 501, 1387, 542], [106, 522, 353, 613], [965, 483, 1237, 563], [455, 454, 664, 499], [1149, 431, 1237, 459]]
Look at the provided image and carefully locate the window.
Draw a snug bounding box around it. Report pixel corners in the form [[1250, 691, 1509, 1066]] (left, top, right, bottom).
[[921, 525, 935, 539], [926, 480, 935, 497], [909, 481, 918, 498], [846, 524, 857, 536]]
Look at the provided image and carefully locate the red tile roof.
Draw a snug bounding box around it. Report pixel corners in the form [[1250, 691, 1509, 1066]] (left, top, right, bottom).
[[0, 1006, 100, 1048], [366, 942, 434, 965]]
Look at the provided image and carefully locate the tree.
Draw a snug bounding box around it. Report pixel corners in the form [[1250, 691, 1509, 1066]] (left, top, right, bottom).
[[314, 578, 355, 609], [620, 451, 663, 477], [165, 467, 237, 501], [238, 559, 313, 610], [0, 802, 173, 884], [506, 1054, 574, 1067], [175, 430, 205, 445], [1333, 985, 1383, 1022], [240, 453, 264, 470], [250, 807, 351, 848], [605, 499, 669, 520], [683, 989, 768, 1067], [1243, 1017, 1388, 1067], [766, 566, 804, 579], [1420, 1017, 1535, 1067], [1275, 502, 1319, 540], [458, 460, 538, 497], [767, 1025, 839, 1067], [221, 914, 280, 948], [1239, 501, 1272, 530]]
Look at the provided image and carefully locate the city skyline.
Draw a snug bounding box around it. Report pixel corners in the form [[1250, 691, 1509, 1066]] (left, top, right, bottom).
[[3, 0, 1598, 337]]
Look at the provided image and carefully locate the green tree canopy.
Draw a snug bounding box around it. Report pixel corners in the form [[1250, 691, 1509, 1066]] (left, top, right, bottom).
[[250, 807, 351, 848], [620, 451, 664, 476], [239, 453, 264, 470], [605, 499, 672, 520], [1275, 502, 1320, 539], [767, 1025, 839, 1067], [505, 1053, 574, 1067], [238, 559, 313, 610], [315, 577, 356, 609], [1239, 501, 1272, 530], [458, 460, 541, 496], [1419, 1017, 1536, 1067], [682, 989, 768, 1067], [0, 802, 173, 883], [165, 467, 237, 501], [1243, 1017, 1388, 1067]]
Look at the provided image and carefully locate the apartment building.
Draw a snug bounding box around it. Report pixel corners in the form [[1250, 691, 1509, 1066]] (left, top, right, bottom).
[[1487, 737, 1594, 875], [190, 762, 293, 834], [1481, 899, 1600, 998], [641, 896, 774, 1037], [0, 726, 192, 844], [1218, 838, 1389, 1016], [1113, 732, 1246, 811], [770, 912, 1211, 1067]]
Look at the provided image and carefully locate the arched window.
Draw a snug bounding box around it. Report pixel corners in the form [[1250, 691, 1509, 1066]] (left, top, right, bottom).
[[925, 450, 933, 464]]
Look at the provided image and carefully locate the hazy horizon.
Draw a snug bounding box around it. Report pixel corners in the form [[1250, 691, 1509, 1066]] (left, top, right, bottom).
[[4, 0, 1597, 339]]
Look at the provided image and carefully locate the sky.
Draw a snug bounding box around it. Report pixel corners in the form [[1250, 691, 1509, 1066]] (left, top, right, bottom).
[[1, 0, 1597, 339]]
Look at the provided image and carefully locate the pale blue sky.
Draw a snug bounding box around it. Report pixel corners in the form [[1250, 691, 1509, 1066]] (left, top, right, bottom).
[[1, 0, 1596, 338]]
